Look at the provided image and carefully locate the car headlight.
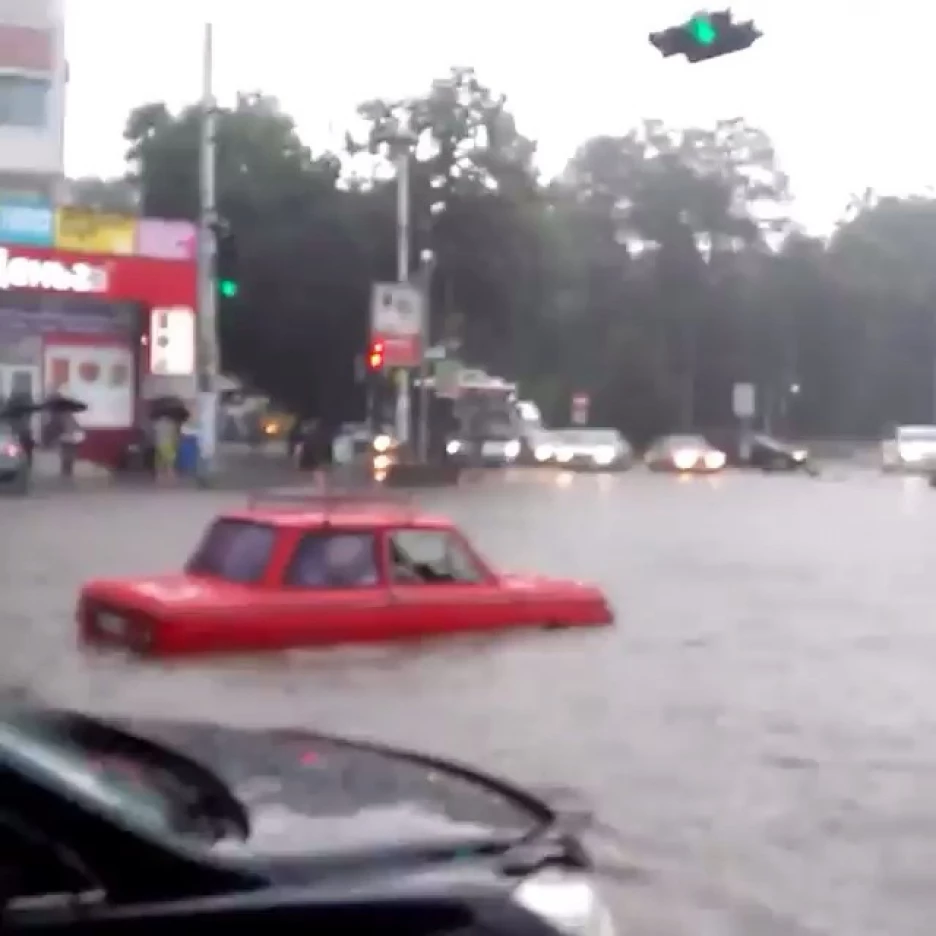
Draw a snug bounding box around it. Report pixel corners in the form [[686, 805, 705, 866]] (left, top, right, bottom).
[[504, 440, 521, 459], [703, 450, 726, 469], [534, 445, 554, 462], [592, 447, 615, 466], [373, 453, 391, 471], [556, 448, 574, 463], [373, 434, 392, 453], [513, 868, 616, 936], [792, 449, 807, 461], [446, 440, 462, 455], [672, 450, 697, 471]]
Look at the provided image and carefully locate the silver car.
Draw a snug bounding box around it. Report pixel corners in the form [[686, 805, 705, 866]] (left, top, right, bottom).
[[0, 423, 28, 493], [881, 425, 936, 472], [549, 428, 633, 470]]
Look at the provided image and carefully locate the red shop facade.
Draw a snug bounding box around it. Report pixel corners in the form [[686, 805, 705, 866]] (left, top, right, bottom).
[[0, 244, 197, 467]]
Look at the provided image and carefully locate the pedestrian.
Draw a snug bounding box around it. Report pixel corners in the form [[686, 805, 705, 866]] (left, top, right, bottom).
[[153, 412, 179, 481], [59, 410, 85, 478]]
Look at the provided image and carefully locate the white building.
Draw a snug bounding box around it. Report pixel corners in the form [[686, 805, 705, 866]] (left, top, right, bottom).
[[0, 0, 66, 203]]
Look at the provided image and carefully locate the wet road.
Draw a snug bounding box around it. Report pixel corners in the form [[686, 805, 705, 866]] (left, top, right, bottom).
[[4, 468, 936, 934]]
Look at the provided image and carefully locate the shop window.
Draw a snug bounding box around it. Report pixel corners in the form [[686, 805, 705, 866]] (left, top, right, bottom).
[[0, 75, 50, 130]]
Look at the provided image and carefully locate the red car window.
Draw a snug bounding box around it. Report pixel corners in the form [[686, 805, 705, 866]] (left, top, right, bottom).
[[186, 519, 277, 584], [388, 530, 483, 585], [284, 532, 379, 588]]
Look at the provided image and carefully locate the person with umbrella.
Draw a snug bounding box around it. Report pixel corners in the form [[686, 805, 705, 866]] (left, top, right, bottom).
[[2, 393, 37, 470], [43, 393, 87, 478]]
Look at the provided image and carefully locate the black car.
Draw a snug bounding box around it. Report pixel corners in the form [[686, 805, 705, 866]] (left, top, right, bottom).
[[0, 706, 615, 935], [745, 434, 815, 473]]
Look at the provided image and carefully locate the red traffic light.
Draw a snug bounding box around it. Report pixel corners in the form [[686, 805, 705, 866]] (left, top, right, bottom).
[[367, 340, 385, 371]]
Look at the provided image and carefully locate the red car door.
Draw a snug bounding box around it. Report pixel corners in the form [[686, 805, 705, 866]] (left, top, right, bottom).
[[256, 530, 393, 648], [384, 528, 519, 638]]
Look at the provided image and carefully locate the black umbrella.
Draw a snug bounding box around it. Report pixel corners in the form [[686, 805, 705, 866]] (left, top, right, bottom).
[[0, 397, 43, 420], [41, 393, 88, 414], [148, 396, 190, 422]]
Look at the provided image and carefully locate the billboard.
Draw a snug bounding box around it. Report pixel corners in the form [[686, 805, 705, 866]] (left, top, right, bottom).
[[55, 208, 137, 256], [135, 218, 197, 260], [0, 202, 54, 246]]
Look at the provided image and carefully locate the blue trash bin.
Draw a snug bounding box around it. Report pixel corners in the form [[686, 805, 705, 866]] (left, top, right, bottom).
[[176, 431, 200, 476]]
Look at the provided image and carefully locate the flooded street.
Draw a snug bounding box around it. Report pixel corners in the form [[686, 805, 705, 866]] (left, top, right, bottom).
[[5, 470, 936, 934]]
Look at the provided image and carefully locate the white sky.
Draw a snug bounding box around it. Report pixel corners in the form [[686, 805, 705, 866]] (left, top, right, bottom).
[[65, 0, 934, 232]]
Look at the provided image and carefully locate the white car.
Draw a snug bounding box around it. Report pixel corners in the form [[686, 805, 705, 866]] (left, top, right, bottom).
[[881, 425, 936, 472], [547, 428, 634, 470]]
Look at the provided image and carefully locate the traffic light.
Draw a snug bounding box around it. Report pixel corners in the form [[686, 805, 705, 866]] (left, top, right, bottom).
[[215, 225, 240, 300], [367, 339, 385, 371], [649, 10, 761, 63]]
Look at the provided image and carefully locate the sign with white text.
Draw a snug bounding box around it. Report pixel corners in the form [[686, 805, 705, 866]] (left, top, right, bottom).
[[370, 282, 424, 368]]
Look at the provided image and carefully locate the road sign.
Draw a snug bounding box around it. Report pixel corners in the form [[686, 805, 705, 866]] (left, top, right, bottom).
[[433, 359, 462, 399], [370, 282, 424, 368], [571, 392, 589, 425], [732, 382, 756, 418]]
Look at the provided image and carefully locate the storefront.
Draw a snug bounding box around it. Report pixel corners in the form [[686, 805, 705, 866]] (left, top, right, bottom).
[[0, 243, 197, 466]]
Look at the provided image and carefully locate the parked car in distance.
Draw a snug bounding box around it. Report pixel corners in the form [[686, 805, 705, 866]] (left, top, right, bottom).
[[644, 434, 727, 473], [0, 421, 28, 494], [881, 424, 936, 472], [0, 703, 616, 936], [548, 429, 633, 471], [78, 489, 614, 657]]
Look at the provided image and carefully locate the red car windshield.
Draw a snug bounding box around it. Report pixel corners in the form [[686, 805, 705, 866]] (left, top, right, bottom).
[[186, 519, 277, 584]]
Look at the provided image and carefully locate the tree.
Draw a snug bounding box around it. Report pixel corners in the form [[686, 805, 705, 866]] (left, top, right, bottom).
[[116, 68, 936, 441], [123, 93, 371, 417]]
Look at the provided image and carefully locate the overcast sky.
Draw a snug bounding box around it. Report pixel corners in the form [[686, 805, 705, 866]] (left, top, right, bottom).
[[65, 0, 933, 232]]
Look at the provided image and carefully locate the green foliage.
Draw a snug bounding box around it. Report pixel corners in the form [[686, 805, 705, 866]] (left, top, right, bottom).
[[114, 67, 936, 436]]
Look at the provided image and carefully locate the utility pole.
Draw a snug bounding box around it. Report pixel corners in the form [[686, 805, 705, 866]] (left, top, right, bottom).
[[416, 249, 436, 462], [196, 21, 220, 484], [394, 143, 412, 450]]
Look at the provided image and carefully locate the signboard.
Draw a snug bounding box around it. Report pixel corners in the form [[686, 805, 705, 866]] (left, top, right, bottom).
[[55, 208, 137, 256], [0, 247, 109, 293], [370, 282, 424, 368], [135, 218, 198, 260], [433, 359, 462, 399], [732, 382, 756, 418], [0, 202, 53, 246], [571, 392, 589, 425], [149, 307, 195, 376]]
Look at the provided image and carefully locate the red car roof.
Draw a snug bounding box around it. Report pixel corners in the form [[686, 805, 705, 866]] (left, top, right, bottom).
[[220, 508, 455, 531]]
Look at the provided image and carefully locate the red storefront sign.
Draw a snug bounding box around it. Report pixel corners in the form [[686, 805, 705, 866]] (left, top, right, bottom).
[[0, 245, 197, 308]]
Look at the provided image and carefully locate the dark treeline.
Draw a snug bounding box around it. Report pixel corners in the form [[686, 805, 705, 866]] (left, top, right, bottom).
[[74, 67, 936, 442]]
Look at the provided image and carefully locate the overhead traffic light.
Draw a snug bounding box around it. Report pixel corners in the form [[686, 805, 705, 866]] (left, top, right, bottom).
[[367, 339, 385, 371], [649, 10, 761, 63]]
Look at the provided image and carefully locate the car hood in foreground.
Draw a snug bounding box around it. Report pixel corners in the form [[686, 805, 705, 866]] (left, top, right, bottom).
[[119, 719, 549, 862]]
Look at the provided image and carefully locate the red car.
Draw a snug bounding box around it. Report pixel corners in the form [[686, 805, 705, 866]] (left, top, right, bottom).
[[78, 490, 614, 656]]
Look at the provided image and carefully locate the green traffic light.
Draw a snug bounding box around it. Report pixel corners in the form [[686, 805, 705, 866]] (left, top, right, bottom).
[[219, 279, 238, 298], [688, 14, 717, 45]]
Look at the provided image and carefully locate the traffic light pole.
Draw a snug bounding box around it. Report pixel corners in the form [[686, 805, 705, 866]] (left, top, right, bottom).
[[196, 21, 220, 484], [394, 146, 412, 451]]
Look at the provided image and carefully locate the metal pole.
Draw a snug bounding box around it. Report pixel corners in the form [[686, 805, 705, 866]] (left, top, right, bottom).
[[416, 255, 435, 463], [394, 147, 411, 450], [196, 21, 220, 484]]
